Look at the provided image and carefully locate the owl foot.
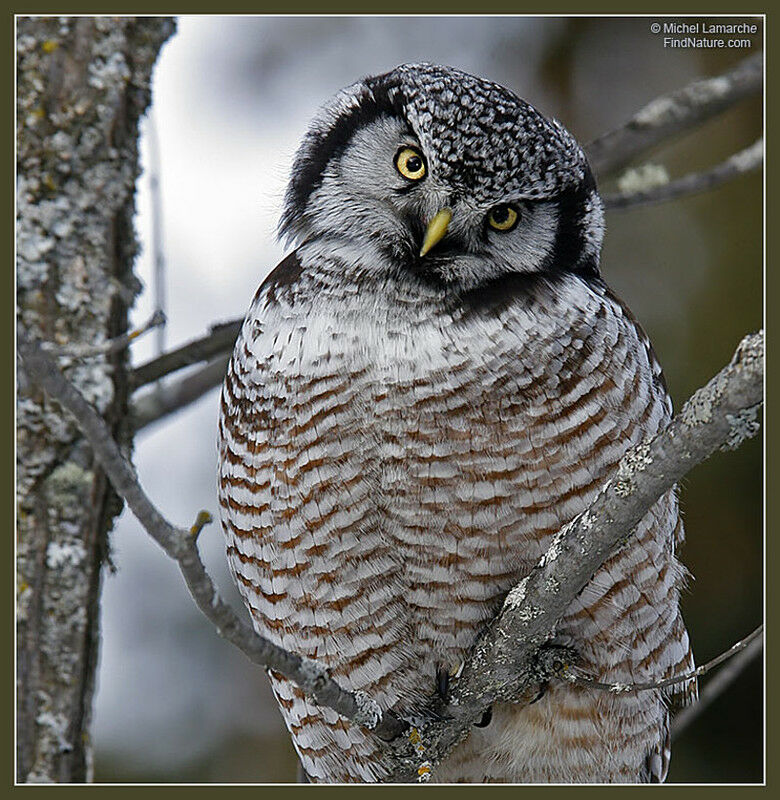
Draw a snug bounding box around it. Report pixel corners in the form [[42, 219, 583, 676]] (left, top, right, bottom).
[[436, 666, 450, 700], [521, 643, 580, 704], [529, 683, 548, 704], [436, 665, 492, 727], [435, 659, 466, 701]]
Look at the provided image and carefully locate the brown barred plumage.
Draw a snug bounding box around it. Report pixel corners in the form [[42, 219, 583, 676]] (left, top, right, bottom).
[[217, 64, 695, 783]]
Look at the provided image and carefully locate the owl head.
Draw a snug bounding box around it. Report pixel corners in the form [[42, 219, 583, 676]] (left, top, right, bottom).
[[280, 63, 604, 292]]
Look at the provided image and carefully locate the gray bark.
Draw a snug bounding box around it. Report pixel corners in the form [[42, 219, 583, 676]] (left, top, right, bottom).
[[16, 16, 175, 783]]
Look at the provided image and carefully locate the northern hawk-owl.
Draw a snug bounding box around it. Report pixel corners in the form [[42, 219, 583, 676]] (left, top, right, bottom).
[[217, 63, 696, 783]]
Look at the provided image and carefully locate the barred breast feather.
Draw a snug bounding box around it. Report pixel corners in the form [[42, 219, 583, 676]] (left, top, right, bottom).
[[217, 241, 696, 783]]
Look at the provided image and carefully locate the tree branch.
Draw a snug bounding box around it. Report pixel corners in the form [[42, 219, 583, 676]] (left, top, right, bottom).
[[147, 109, 168, 359], [132, 355, 229, 430], [378, 330, 763, 781], [41, 310, 166, 359], [586, 52, 762, 176], [130, 319, 241, 390], [19, 319, 764, 782], [17, 325, 408, 744], [671, 627, 763, 741], [603, 138, 763, 211]]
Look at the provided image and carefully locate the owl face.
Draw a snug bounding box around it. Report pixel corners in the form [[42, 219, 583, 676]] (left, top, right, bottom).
[[281, 63, 604, 292]]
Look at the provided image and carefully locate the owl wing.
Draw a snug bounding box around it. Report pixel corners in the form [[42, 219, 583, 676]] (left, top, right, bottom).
[[218, 251, 406, 781], [601, 285, 698, 715], [433, 276, 697, 783], [544, 282, 696, 783]]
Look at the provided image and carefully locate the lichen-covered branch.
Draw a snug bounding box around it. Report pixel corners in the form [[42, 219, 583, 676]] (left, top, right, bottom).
[[19, 321, 763, 781], [384, 330, 763, 781], [16, 17, 175, 783], [603, 139, 763, 211], [586, 52, 762, 176]]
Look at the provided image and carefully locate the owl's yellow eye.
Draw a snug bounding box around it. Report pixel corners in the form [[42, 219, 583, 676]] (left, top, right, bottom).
[[488, 205, 519, 232], [395, 147, 426, 181]]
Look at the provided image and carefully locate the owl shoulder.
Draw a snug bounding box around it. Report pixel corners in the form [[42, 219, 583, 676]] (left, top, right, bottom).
[[232, 250, 311, 364], [459, 271, 673, 420], [598, 282, 673, 417], [251, 250, 305, 309], [220, 251, 309, 423]]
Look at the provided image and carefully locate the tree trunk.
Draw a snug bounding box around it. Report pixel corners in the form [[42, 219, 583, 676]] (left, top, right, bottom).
[[16, 16, 175, 783]]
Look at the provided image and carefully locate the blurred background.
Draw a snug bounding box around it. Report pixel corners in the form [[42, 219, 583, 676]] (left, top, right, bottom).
[[92, 16, 763, 783]]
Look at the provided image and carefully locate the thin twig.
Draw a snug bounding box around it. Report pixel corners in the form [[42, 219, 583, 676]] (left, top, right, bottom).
[[672, 629, 764, 741], [41, 310, 166, 359], [147, 110, 167, 359], [132, 355, 229, 431], [17, 321, 764, 782], [564, 625, 763, 693], [130, 319, 241, 390], [586, 52, 762, 176], [603, 139, 763, 211]]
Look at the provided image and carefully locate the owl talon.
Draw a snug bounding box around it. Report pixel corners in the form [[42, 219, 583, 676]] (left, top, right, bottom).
[[436, 660, 465, 700], [474, 706, 493, 727], [436, 667, 449, 700], [530, 682, 548, 704]]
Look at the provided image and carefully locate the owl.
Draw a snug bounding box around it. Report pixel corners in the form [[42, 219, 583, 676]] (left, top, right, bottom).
[[217, 63, 696, 783]]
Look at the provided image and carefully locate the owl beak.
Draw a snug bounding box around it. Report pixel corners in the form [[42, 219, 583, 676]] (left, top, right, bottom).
[[419, 207, 453, 257]]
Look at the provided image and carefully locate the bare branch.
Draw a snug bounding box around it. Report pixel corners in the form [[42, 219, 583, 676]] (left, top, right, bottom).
[[672, 627, 763, 742], [565, 624, 763, 693], [147, 110, 168, 359], [130, 319, 241, 390], [132, 356, 229, 431], [586, 52, 762, 176], [603, 139, 763, 211], [41, 310, 166, 359], [18, 318, 764, 782], [17, 325, 408, 744]]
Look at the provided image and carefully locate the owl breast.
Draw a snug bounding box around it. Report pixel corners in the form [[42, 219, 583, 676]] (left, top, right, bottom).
[[217, 247, 694, 783]]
